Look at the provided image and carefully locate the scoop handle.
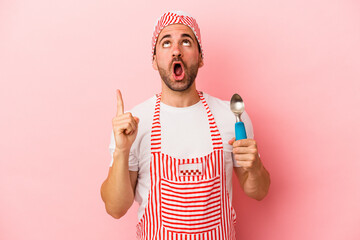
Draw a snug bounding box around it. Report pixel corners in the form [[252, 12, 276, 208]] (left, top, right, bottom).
[[235, 122, 247, 140]]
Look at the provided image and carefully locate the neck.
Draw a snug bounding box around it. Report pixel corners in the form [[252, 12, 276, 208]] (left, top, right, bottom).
[[160, 82, 200, 107]]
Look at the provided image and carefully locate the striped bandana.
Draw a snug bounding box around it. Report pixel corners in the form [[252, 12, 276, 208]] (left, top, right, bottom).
[[151, 10, 204, 60]]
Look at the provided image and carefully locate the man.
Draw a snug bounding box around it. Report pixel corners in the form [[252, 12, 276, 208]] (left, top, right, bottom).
[[101, 10, 270, 239]]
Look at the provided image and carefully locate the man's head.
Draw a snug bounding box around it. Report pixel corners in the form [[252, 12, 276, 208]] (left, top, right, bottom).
[[151, 11, 204, 92]]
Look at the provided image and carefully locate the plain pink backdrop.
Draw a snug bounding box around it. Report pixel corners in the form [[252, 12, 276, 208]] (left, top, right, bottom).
[[1, 0, 359, 239]]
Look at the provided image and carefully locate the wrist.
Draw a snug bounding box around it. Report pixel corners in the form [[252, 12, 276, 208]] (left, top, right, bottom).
[[113, 148, 130, 158], [248, 161, 264, 177]]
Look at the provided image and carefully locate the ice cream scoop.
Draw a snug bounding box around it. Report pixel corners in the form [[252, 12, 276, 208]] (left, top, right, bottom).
[[230, 93, 247, 140]]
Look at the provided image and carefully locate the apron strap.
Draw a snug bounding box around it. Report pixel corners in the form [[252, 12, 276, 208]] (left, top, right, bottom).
[[150, 93, 162, 152], [150, 91, 223, 153], [198, 91, 223, 151]]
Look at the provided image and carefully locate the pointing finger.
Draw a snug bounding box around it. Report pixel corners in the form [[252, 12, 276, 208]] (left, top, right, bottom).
[[116, 89, 124, 116]]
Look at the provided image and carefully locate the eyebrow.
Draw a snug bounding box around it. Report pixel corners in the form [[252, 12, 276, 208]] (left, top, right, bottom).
[[158, 33, 195, 44]]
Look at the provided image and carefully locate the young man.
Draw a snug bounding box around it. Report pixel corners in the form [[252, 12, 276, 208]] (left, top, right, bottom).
[[101, 10, 270, 239]]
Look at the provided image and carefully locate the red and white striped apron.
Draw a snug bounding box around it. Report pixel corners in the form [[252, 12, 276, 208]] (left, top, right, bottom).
[[136, 91, 236, 240]]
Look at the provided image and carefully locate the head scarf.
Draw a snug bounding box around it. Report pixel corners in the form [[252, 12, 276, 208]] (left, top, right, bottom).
[[152, 10, 204, 60]]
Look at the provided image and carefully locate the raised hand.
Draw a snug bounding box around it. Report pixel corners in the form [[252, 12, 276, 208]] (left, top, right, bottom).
[[112, 89, 140, 152]]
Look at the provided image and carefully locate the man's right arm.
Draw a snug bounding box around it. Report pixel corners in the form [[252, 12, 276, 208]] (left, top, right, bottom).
[[100, 149, 138, 219], [100, 89, 140, 219]]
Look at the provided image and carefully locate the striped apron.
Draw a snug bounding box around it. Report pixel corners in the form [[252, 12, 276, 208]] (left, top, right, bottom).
[[136, 91, 236, 240]]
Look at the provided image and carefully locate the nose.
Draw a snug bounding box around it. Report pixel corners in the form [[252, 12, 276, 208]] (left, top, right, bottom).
[[172, 44, 182, 58]]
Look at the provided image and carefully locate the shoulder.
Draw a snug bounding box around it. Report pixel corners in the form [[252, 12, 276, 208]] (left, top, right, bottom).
[[128, 95, 157, 139], [202, 92, 232, 119], [202, 91, 254, 141], [128, 95, 156, 117], [202, 91, 253, 124], [202, 92, 228, 106], [117, 95, 157, 161]]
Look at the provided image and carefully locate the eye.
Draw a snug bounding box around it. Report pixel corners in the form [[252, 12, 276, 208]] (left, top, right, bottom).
[[162, 41, 171, 48], [182, 39, 191, 46]]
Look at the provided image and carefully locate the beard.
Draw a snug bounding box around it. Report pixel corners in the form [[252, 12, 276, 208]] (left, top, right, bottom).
[[157, 58, 199, 92]]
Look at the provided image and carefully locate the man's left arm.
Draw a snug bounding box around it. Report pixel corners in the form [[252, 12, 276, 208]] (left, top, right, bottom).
[[229, 138, 271, 201]]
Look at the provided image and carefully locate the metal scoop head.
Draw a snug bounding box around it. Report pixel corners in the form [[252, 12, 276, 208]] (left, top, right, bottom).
[[230, 93, 245, 122]]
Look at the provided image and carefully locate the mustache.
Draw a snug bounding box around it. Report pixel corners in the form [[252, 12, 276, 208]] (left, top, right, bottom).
[[171, 57, 184, 65], [171, 57, 185, 66]]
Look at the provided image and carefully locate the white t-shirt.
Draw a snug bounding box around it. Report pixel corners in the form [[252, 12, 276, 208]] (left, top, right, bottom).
[[109, 92, 254, 220]]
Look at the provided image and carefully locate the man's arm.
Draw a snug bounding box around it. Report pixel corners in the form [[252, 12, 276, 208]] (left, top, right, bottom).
[[233, 158, 270, 200], [100, 89, 140, 218], [229, 138, 271, 201], [100, 149, 138, 219]]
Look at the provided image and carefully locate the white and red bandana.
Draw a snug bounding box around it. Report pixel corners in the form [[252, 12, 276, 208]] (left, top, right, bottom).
[[151, 10, 204, 60]]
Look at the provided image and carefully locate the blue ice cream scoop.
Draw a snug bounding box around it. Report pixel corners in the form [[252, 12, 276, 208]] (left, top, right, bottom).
[[230, 93, 247, 140]]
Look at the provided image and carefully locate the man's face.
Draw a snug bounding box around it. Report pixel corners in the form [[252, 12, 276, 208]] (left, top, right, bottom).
[[152, 24, 204, 92]]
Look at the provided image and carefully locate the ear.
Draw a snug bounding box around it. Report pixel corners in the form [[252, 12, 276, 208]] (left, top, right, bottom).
[[198, 55, 204, 68], [152, 55, 158, 70]]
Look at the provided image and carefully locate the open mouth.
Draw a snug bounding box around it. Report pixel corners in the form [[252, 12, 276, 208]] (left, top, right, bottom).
[[172, 62, 185, 80]]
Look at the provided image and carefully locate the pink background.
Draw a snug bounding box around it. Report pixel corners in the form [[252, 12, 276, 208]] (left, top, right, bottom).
[[1, 0, 359, 239]]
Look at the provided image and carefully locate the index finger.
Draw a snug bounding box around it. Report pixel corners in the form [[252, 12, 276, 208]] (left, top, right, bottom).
[[116, 89, 124, 116]]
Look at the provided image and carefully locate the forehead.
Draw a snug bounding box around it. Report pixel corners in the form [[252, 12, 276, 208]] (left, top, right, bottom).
[[157, 24, 196, 40]]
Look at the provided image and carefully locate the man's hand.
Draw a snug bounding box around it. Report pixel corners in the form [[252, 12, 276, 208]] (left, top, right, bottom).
[[228, 138, 262, 173], [112, 89, 140, 152], [229, 138, 270, 200]]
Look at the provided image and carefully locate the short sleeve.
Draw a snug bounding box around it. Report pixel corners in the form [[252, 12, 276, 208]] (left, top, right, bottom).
[[108, 131, 139, 171], [241, 110, 254, 139], [242, 111, 260, 157]]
